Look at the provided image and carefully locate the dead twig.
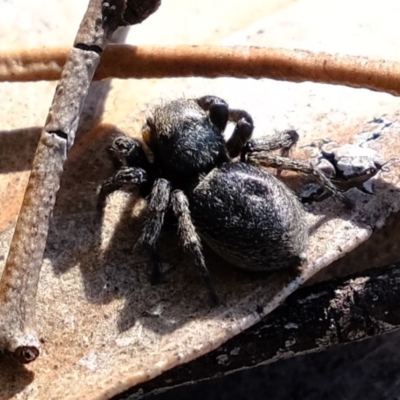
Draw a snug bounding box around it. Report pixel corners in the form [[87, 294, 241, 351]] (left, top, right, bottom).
[[0, 0, 161, 364], [1, 45, 400, 96]]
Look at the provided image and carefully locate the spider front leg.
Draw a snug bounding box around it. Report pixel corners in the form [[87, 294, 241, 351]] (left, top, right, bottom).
[[98, 136, 153, 210], [196, 95, 254, 158], [225, 109, 254, 158], [107, 136, 150, 170], [171, 190, 219, 306], [97, 167, 150, 211], [139, 178, 171, 285]]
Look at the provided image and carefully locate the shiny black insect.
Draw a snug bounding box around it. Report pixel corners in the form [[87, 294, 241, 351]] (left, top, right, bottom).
[[98, 96, 341, 305]]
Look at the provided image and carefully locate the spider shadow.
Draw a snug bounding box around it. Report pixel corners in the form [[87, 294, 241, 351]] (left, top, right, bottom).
[[47, 128, 400, 338], [0, 127, 41, 173], [40, 77, 400, 339], [46, 127, 224, 334], [47, 127, 299, 335]]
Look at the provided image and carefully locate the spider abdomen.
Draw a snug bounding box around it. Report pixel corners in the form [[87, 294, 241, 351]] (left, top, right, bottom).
[[189, 162, 308, 271]]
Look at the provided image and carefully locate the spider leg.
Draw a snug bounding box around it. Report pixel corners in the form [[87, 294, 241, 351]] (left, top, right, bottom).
[[171, 189, 219, 306], [97, 167, 150, 211], [245, 151, 352, 206], [243, 129, 300, 158], [139, 178, 171, 285], [225, 109, 254, 158], [196, 95, 229, 131], [107, 136, 150, 170], [196, 96, 255, 159], [242, 129, 300, 178]]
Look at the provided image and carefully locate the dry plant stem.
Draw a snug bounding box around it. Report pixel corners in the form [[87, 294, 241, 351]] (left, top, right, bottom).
[[1, 46, 400, 96], [0, 0, 105, 365], [0, 0, 161, 364]]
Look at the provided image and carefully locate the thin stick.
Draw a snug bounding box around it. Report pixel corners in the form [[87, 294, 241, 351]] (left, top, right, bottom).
[[1, 45, 400, 96], [0, 0, 161, 364]]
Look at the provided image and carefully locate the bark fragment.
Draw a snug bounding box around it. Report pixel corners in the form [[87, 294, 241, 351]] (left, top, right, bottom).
[[119, 263, 400, 399]]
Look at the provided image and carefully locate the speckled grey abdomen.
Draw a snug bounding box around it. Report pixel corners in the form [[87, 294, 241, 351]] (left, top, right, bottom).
[[189, 162, 308, 271]]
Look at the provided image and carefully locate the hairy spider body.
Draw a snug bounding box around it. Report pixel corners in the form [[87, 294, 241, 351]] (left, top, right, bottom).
[[190, 162, 307, 271], [143, 98, 229, 183], [99, 96, 341, 305]]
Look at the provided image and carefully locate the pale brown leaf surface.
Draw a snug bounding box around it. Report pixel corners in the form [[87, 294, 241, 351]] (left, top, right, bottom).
[[1, 0, 400, 399]]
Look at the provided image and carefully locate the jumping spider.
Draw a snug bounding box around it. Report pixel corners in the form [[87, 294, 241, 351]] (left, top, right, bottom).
[[98, 96, 345, 305]]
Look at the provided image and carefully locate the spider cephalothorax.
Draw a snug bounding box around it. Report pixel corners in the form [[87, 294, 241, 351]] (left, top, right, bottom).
[[99, 96, 343, 305]]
